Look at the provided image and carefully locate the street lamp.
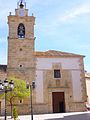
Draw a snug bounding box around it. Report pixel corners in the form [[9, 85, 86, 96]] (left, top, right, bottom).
[[26, 81, 35, 120], [0, 79, 14, 120]]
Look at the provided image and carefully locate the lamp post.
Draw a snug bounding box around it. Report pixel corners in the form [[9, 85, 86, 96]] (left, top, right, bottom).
[[0, 79, 14, 120], [26, 81, 35, 120]]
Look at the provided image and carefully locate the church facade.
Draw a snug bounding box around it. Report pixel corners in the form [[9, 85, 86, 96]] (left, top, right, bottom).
[[0, 0, 87, 115]]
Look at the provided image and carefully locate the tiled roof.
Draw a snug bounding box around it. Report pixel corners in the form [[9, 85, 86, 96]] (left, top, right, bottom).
[[0, 65, 7, 72], [85, 73, 90, 78], [35, 50, 85, 57]]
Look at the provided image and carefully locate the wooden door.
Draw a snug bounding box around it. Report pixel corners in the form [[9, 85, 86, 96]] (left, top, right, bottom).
[[52, 92, 65, 113]]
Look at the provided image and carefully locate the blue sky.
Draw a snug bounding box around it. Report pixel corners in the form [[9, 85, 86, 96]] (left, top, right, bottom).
[[0, 0, 90, 72]]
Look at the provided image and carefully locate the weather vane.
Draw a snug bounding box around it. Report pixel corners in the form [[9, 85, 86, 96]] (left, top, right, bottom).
[[17, 0, 26, 8]]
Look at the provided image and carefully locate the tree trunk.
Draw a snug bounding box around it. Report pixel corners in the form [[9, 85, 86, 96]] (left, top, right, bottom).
[[10, 100, 13, 118]]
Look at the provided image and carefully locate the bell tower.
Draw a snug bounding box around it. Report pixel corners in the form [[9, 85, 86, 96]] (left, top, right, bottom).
[[7, 0, 36, 82]]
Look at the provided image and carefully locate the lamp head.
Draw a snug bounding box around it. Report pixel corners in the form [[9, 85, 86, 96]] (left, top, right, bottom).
[[32, 81, 35, 89], [9, 80, 14, 89], [26, 82, 29, 89], [0, 80, 3, 90], [4, 79, 8, 87]]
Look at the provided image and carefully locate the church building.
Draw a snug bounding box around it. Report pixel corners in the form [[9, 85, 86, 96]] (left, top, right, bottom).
[[0, 0, 87, 115]]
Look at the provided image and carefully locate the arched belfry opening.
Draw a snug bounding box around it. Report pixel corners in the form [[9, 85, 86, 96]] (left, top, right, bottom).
[[18, 23, 25, 38]]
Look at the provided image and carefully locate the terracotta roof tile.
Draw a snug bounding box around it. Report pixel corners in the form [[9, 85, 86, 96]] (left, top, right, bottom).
[[85, 73, 90, 78], [34, 50, 85, 57]]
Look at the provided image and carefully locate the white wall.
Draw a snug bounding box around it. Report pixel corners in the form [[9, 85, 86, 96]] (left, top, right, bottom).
[[36, 57, 82, 103], [36, 70, 44, 103], [71, 71, 82, 101], [36, 58, 80, 70], [86, 79, 90, 104]]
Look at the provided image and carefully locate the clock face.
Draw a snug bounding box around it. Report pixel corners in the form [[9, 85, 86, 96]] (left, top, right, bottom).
[[19, 9, 24, 16]]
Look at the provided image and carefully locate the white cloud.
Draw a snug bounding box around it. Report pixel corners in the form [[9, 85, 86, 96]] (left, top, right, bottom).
[[77, 44, 90, 49], [30, 0, 55, 6], [60, 3, 90, 21]]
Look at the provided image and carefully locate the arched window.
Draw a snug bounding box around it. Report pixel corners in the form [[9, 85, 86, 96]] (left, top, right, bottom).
[[18, 23, 25, 38]]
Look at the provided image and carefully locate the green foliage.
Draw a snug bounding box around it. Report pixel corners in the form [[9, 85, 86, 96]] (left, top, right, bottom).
[[0, 77, 30, 117], [7, 77, 30, 102], [13, 106, 18, 120], [0, 90, 4, 99]]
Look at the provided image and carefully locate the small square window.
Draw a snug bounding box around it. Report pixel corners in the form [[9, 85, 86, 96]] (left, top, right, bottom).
[[19, 99, 23, 104], [54, 69, 61, 78], [20, 48, 22, 51], [20, 65, 22, 67]]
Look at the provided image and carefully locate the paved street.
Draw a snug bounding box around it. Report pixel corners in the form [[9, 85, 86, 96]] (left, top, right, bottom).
[[48, 112, 90, 120], [60, 113, 90, 120], [0, 112, 90, 120]]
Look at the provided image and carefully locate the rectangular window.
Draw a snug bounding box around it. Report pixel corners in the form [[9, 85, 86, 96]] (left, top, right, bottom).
[[19, 99, 23, 104], [54, 69, 61, 78]]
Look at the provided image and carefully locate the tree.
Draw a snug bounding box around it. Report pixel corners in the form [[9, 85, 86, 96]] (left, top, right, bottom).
[[6, 78, 29, 117]]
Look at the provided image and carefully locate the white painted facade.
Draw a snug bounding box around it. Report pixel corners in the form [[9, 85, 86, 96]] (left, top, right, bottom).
[[36, 58, 80, 70], [36, 57, 82, 103], [86, 77, 90, 104], [71, 71, 82, 101], [36, 71, 44, 103]]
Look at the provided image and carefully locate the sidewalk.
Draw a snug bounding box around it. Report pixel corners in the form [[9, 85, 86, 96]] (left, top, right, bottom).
[[0, 113, 64, 120], [0, 112, 89, 120]]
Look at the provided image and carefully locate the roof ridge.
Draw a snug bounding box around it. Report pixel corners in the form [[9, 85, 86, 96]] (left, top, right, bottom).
[[35, 50, 85, 57]]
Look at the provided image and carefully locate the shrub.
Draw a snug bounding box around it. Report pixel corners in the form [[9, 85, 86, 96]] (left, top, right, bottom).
[[13, 106, 18, 120]]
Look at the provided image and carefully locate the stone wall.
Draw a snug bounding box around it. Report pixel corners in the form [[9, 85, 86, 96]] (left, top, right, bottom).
[[0, 66, 7, 115]]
